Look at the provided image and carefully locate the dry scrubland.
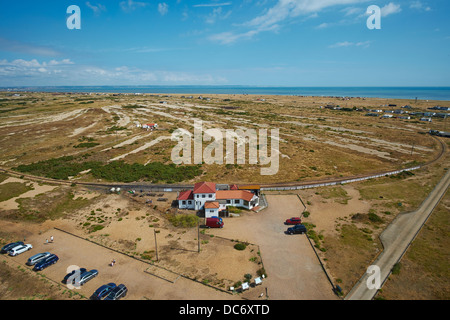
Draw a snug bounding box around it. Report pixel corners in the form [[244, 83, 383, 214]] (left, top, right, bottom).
[[0, 91, 449, 300], [0, 91, 448, 184]]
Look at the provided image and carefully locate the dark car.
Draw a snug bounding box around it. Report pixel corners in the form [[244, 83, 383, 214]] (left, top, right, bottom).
[[104, 284, 127, 300], [33, 254, 59, 271], [1, 241, 24, 254], [91, 283, 117, 300], [77, 269, 98, 286], [286, 224, 307, 235], [285, 217, 302, 225], [62, 267, 87, 284]]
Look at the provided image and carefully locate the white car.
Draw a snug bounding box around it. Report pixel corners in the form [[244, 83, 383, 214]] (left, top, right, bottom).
[[8, 244, 33, 256]]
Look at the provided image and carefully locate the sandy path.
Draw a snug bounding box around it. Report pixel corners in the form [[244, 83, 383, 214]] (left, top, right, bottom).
[[0, 178, 57, 210], [109, 136, 172, 162]]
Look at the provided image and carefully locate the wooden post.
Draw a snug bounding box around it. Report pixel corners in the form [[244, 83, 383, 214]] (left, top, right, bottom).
[[154, 229, 159, 261]]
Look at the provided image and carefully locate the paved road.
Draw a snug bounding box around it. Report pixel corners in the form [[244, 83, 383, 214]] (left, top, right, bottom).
[[345, 169, 450, 300]]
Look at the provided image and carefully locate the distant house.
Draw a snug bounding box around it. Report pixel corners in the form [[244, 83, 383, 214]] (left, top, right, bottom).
[[177, 182, 260, 217], [420, 118, 432, 122], [381, 114, 393, 119], [142, 123, 158, 130]]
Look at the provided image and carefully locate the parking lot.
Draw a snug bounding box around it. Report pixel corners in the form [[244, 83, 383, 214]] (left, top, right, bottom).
[[2, 193, 337, 300], [208, 194, 338, 300], [3, 228, 239, 300]]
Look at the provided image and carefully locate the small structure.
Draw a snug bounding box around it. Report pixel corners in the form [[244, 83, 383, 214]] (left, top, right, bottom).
[[142, 123, 158, 131], [242, 282, 249, 291]]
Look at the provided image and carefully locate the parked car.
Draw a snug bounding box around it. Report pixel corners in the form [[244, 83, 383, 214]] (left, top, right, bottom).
[[285, 217, 302, 225], [33, 254, 59, 271], [91, 283, 117, 300], [26, 252, 51, 266], [1, 241, 24, 254], [77, 269, 98, 286], [8, 244, 32, 256], [104, 284, 127, 300], [286, 224, 307, 235], [62, 267, 87, 284], [205, 217, 224, 228]]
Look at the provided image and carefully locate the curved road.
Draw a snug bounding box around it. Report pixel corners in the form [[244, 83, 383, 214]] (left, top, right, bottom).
[[345, 168, 450, 300]]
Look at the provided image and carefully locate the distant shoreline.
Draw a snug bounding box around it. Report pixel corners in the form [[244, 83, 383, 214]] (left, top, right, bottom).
[[1, 86, 450, 101]]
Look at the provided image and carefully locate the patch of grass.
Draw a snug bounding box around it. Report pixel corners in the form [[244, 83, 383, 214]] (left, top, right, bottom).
[[73, 142, 100, 149], [0, 182, 34, 202], [368, 212, 383, 223], [319, 186, 352, 204], [15, 189, 92, 222], [15, 156, 202, 183], [167, 214, 199, 228]]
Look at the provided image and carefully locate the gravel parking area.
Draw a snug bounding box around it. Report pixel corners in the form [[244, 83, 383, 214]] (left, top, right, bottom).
[[209, 194, 338, 300]]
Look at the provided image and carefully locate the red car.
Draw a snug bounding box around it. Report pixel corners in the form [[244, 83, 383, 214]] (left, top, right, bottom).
[[285, 217, 302, 225]]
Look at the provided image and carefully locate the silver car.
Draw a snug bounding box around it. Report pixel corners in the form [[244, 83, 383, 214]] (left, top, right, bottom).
[[76, 269, 99, 286], [26, 252, 51, 266]]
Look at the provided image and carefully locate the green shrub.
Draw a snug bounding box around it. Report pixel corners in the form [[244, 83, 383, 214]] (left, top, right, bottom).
[[234, 243, 247, 251], [368, 212, 383, 223]]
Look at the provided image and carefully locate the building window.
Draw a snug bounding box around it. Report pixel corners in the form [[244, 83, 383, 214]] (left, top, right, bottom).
[[188, 201, 192, 205], [182, 201, 186, 205], [235, 199, 240, 204], [202, 194, 206, 198], [226, 200, 231, 204], [208, 194, 212, 198]]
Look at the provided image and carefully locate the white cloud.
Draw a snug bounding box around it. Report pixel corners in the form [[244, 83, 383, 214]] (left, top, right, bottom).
[[0, 58, 227, 86], [120, 0, 148, 12], [380, 3, 401, 17], [409, 1, 431, 11], [158, 3, 169, 16], [205, 7, 232, 24], [209, 0, 370, 44], [86, 2, 106, 15], [193, 2, 232, 7], [329, 40, 371, 48]]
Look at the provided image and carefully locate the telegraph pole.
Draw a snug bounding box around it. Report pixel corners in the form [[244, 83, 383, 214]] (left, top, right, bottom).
[[154, 229, 159, 261]]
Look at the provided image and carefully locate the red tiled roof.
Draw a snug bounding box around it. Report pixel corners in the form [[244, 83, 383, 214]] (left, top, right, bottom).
[[229, 184, 238, 190], [177, 190, 193, 200], [216, 190, 254, 202], [193, 182, 216, 194], [204, 201, 220, 209]]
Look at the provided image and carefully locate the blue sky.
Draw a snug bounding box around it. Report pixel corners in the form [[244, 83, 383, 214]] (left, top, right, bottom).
[[0, 0, 449, 86]]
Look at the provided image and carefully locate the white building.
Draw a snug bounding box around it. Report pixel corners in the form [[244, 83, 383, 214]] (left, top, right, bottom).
[[177, 182, 260, 218]]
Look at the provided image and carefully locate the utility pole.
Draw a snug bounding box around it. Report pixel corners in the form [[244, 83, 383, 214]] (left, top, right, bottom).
[[154, 229, 159, 261], [198, 220, 200, 253]]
